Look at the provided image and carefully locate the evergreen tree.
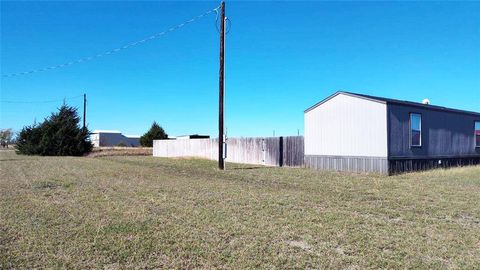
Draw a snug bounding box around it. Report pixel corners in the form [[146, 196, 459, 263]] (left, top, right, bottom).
[[16, 105, 92, 156], [140, 122, 168, 147], [15, 124, 42, 155]]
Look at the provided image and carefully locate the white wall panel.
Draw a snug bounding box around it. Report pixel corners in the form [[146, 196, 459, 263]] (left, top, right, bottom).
[[304, 93, 387, 157]]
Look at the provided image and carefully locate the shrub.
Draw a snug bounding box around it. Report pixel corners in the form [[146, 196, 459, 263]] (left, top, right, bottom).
[[140, 122, 167, 147], [16, 105, 93, 156], [117, 141, 127, 147]]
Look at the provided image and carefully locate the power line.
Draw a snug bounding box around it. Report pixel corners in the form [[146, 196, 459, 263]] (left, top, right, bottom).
[[0, 94, 84, 104], [2, 6, 220, 79], [215, 8, 232, 34]]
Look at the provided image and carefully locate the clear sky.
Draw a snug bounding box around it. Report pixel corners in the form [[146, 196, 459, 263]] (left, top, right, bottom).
[[1, 1, 479, 137]]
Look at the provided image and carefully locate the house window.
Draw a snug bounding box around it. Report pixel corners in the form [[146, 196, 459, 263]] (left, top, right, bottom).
[[475, 121, 480, 147], [410, 113, 422, 147]]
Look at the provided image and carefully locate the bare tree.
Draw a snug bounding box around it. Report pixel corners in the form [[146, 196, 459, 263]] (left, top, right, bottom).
[[0, 128, 13, 148]]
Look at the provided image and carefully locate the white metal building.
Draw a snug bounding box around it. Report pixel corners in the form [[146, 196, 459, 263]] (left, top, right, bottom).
[[305, 92, 388, 173], [305, 91, 480, 174]]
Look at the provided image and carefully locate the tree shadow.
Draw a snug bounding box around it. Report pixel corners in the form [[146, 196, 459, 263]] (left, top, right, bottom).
[[230, 166, 265, 170]]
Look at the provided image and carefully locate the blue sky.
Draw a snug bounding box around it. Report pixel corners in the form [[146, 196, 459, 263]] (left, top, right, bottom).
[[1, 1, 479, 137]]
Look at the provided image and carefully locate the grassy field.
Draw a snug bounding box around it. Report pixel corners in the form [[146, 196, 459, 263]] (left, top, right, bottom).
[[1, 150, 479, 269]]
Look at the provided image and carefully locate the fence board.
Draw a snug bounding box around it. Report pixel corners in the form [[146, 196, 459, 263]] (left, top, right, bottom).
[[153, 136, 304, 167]]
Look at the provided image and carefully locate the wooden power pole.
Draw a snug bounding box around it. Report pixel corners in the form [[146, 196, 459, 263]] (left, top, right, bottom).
[[218, 1, 226, 170], [83, 93, 86, 129]]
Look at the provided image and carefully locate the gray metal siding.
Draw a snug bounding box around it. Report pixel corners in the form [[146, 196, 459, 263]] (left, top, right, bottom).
[[305, 155, 388, 174], [99, 133, 125, 147], [93, 133, 140, 147], [388, 103, 480, 158]]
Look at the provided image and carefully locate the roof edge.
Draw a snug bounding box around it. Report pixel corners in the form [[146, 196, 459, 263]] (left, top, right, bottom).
[[92, 130, 122, 134], [304, 91, 386, 113], [304, 91, 480, 116]]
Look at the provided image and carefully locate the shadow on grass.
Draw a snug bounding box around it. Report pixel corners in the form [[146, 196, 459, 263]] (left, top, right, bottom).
[[229, 166, 265, 170], [0, 158, 27, 162]]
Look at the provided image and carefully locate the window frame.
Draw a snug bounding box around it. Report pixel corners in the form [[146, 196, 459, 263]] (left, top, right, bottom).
[[475, 120, 480, 148], [409, 113, 422, 148]]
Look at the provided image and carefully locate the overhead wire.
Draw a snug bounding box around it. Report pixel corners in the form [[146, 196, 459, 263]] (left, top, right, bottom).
[[2, 5, 221, 78], [0, 94, 84, 104], [215, 9, 231, 34]]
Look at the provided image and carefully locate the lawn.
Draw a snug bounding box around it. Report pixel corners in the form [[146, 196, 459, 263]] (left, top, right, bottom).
[[1, 150, 479, 269]]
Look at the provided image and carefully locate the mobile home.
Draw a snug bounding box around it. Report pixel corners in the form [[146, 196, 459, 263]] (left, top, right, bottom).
[[304, 91, 480, 174]]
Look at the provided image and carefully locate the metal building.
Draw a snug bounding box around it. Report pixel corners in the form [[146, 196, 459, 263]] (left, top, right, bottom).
[[304, 91, 480, 174], [90, 130, 140, 147], [168, 134, 210, 140]]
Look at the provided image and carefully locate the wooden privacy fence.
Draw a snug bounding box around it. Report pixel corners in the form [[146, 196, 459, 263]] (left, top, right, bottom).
[[153, 136, 304, 167]]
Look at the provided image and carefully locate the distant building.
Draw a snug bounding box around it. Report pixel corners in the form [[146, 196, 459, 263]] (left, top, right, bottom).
[[168, 134, 210, 140], [304, 91, 480, 174], [91, 130, 140, 147]]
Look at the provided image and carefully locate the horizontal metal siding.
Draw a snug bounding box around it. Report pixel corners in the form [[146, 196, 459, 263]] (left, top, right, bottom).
[[305, 155, 388, 174], [305, 93, 387, 157], [388, 103, 480, 158]]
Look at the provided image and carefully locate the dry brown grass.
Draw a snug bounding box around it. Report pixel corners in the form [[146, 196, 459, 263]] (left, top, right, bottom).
[[1, 150, 479, 269], [86, 147, 152, 157]]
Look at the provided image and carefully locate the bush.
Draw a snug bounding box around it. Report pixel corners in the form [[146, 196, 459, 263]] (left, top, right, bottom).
[[15, 105, 93, 156], [140, 122, 168, 147], [117, 141, 127, 147]]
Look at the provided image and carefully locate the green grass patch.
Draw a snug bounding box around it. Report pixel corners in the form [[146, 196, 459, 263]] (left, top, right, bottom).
[[1, 150, 479, 268]]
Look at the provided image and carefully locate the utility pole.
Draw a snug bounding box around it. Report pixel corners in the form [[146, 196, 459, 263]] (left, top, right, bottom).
[[83, 93, 86, 130], [218, 1, 226, 170]]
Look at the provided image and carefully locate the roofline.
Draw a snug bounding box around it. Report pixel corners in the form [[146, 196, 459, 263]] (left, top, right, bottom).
[[92, 130, 122, 134], [176, 134, 210, 137], [304, 91, 480, 116], [304, 91, 385, 113]]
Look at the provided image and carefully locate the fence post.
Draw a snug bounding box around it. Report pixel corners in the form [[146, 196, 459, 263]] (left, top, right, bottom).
[[262, 138, 266, 165], [279, 136, 284, 167]]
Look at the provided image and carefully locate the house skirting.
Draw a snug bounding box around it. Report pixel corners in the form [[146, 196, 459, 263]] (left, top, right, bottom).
[[388, 156, 480, 175], [305, 155, 480, 175], [304, 155, 389, 174]]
